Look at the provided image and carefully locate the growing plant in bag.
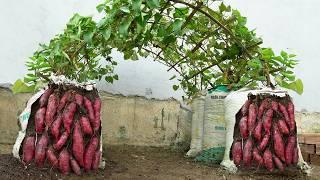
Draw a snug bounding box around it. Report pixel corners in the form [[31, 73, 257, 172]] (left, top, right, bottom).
[[230, 93, 298, 172]]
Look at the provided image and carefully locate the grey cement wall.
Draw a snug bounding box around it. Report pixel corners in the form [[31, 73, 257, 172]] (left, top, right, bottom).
[[0, 87, 192, 147]]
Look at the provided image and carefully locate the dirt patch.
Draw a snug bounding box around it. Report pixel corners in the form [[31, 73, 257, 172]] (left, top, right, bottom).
[[0, 145, 318, 180]]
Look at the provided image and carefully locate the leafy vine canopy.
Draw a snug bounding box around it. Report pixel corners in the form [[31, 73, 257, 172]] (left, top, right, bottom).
[[12, 0, 303, 98]]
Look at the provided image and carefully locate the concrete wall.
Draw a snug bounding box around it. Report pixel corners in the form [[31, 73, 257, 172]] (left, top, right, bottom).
[[0, 0, 319, 111], [0, 88, 192, 147]]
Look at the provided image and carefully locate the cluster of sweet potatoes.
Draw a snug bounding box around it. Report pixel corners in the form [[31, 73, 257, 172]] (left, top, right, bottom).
[[231, 94, 298, 172], [21, 85, 102, 175]]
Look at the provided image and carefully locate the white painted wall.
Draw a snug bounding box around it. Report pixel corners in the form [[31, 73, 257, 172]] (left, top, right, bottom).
[[0, 0, 319, 111]]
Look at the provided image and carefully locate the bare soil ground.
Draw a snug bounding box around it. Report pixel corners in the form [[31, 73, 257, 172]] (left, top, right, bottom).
[[0, 144, 319, 180]]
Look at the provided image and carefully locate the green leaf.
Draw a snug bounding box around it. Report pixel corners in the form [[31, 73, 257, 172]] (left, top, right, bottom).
[[173, 7, 189, 18], [102, 28, 111, 40], [281, 50, 288, 59], [295, 79, 304, 94], [132, 0, 141, 12], [219, 3, 227, 12], [11, 79, 35, 94], [120, 6, 130, 13], [96, 4, 105, 13], [119, 18, 132, 37], [113, 74, 119, 80], [105, 76, 114, 83], [146, 0, 160, 9], [83, 31, 94, 43], [173, 85, 179, 91], [172, 18, 184, 34]]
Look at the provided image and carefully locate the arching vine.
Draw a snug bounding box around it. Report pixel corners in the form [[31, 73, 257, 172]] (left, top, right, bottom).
[[12, 0, 303, 97]]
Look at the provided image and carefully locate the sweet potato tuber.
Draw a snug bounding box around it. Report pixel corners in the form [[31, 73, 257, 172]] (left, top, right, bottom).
[[70, 157, 82, 175], [273, 155, 285, 171], [46, 146, 58, 168], [51, 114, 63, 140], [232, 141, 242, 166], [57, 91, 71, 112], [258, 133, 270, 151], [263, 149, 273, 172], [287, 101, 295, 132], [253, 147, 263, 166], [92, 150, 101, 170], [239, 116, 249, 139], [243, 138, 253, 167], [277, 119, 289, 135], [22, 136, 35, 164], [53, 131, 69, 151], [253, 121, 263, 141], [279, 103, 290, 129], [241, 100, 251, 116], [248, 104, 257, 133], [263, 109, 273, 133], [93, 97, 102, 131], [84, 136, 99, 171], [59, 149, 70, 175], [35, 107, 46, 133], [45, 93, 59, 127], [273, 124, 285, 162], [39, 88, 53, 107], [84, 97, 95, 122], [271, 101, 278, 111], [80, 116, 93, 136], [35, 134, 49, 167], [285, 136, 296, 165], [258, 98, 269, 119], [75, 93, 84, 106], [72, 121, 84, 167], [63, 102, 77, 133]]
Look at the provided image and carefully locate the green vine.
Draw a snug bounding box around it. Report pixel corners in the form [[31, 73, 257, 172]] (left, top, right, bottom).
[[12, 0, 303, 97]]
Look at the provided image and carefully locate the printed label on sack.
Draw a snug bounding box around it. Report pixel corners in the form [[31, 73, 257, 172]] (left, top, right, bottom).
[[210, 95, 227, 100]]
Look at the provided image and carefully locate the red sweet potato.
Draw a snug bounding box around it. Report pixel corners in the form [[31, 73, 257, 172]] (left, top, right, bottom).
[[232, 141, 242, 166], [57, 91, 71, 112], [253, 147, 263, 166], [51, 114, 63, 140], [35, 107, 46, 133], [46, 146, 58, 168], [35, 134, 49, 167], [45, 93, 59, 127], [285, 136, 296, 165], [22, 136, 35, 164], [253, 121, 263, 141], [273, 155, 285, 171], [243, 138, 253, 167], [248, 104, 257, 133], [75, 93, 84, 106], [263, 149, 273, 172], [279, 103, 290, 129], [72, 121, 84, 167], [241, 100, 251, 116], [63, 102, 77, 133], [53, 131, 69, 151], [84, 136, 99, 171], [70, 157, 82, 175], [263, 109, 273, 133], [273, 124, 285, 162], [93, 97, 102, 131], [258, 98, 269, 119], [39, 88, 53, 107], [293, 147, 299, 165], [287, 101, 295, 132], [59, 149, 70, 175], [277, 119, 289, 135], [84, 97, 95, 122], [271, 101, 278, 111], [239, 116, 249, 139], [80, 116, 93, 136], [258, 133, 270, 151], [92, 150, 101, 170]]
